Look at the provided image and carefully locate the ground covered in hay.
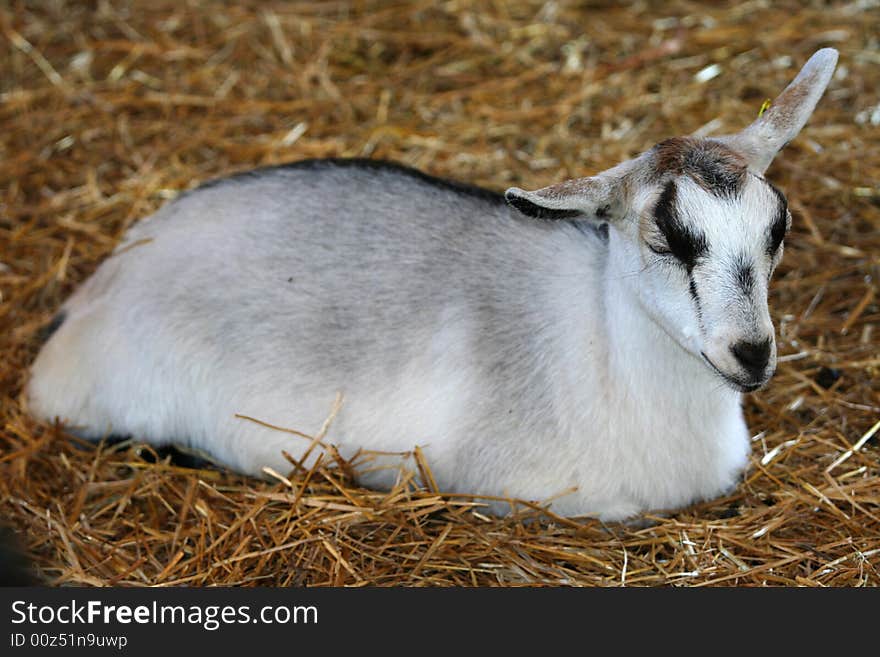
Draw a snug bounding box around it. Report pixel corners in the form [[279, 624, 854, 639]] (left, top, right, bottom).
[[2, 1, 878, 586]]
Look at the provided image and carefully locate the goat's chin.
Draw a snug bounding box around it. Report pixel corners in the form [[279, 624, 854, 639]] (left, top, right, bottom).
[[699, 352, 773, 393]]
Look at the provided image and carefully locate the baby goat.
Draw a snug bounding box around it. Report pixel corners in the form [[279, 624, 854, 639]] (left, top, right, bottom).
[[27, 49, 837, 520]]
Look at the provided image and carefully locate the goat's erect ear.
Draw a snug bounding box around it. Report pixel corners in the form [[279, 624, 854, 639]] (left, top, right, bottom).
[[505, 159, 636, 222], [720, 48, 838, 174]]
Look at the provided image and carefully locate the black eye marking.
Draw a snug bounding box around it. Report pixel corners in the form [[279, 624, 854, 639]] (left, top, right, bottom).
[[766, 182, 789, 257], [653, 181, 708, 272]]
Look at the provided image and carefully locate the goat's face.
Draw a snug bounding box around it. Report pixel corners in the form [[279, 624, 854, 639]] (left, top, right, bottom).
[[505, 48, 837, 393], [625, 142, 790, 391]]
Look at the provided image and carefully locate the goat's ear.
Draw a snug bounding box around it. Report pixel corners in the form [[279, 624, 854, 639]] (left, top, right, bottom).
[[505, 159, 636, 222], [720, 48, 838, 174]]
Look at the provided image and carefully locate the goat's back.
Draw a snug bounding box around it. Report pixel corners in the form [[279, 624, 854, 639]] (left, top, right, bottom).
[[30, 160, 605, 485]]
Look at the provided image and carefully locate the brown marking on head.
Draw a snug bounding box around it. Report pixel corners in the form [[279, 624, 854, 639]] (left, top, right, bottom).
[[652, 137, 748, 197]]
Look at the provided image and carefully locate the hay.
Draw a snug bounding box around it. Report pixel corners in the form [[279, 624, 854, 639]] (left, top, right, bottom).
[[1, 1, 878, 587]]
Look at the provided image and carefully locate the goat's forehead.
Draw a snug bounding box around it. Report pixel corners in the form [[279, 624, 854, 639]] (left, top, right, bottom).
[[675, 175, 784, 236]]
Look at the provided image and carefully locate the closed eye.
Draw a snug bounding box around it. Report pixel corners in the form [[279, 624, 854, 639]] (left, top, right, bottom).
[[652, 181, 708, 271], [647, 242, 673, 257]]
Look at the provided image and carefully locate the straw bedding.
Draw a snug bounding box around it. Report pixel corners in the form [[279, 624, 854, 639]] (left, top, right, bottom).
[[1, 1, 878, 586]]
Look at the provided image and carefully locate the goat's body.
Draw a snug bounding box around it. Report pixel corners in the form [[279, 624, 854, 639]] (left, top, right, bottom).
[[28, 161, 749, 520]]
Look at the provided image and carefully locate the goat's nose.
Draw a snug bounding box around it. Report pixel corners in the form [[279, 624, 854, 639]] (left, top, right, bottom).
[[731, 339, 772, 379]]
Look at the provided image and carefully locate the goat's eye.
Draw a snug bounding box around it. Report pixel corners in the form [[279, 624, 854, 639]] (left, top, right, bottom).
[[767, 190, 791, 256], [768, 210, 790, 256], [647, 242, 673, 257], [651, 182, 708, 270]]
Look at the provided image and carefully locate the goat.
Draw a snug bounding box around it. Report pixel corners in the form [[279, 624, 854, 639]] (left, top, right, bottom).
[[26, 49, 837, 520]]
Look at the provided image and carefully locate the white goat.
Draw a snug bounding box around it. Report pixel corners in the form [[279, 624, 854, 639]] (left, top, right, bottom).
[[27, 49, 837, 520]]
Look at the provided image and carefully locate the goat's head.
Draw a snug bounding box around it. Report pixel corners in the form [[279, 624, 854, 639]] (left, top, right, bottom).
[[506, 48, 838, 392]]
